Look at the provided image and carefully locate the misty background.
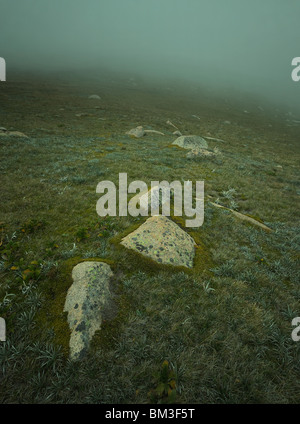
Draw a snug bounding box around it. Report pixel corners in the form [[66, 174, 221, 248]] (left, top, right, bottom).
[[0, 0, 299, 110]]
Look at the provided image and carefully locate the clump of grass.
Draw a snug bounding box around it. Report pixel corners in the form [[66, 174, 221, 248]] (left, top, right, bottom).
[[148, 360, 177, 403]]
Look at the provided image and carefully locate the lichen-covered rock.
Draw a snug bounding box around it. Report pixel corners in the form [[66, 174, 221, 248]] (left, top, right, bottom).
[[121, 216, 196, 268], [172, 135, 208, 151], [64, 261, 113, 360]]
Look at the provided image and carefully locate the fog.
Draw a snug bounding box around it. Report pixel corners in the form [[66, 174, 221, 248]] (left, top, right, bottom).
[[1, 0, 300, 110]]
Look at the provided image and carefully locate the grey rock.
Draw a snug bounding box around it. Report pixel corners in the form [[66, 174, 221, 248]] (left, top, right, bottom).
[[126, 126, 145, 138], [89, 94, 101, 99], [121, 216, 196, 268], [0, 130, 28, 138], [186, 147, 221, 159], [172, 135, 208, 151], [64, 261, 113, 360], [186, 149, 215, 159]]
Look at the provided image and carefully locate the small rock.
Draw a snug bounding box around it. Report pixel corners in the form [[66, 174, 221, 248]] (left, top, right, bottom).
[[75, 113, 95, 117], [89, 94, 101, 99], [64, 261, 113, 360], [126, 126, 145, 138], [121, 216, 196, 268], [172, 135, 208, 151], [0, 130, 28, 138], [213, 147, 221, 155], [186, 148, 217, 159]]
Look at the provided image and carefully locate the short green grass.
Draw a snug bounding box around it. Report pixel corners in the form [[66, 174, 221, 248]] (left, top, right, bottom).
[[0, 74, 299, 403]]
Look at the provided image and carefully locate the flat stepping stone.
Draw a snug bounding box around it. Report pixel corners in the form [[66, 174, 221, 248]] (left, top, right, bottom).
[[121, 216, 196, 268], [64, 261, 113, 360]]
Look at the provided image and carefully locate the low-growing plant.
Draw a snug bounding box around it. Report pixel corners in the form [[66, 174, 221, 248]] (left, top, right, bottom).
[[148, 360, 177, 404]]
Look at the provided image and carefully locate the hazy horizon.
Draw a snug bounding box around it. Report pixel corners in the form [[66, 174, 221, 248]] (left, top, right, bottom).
[[1, 0, 300, 111]]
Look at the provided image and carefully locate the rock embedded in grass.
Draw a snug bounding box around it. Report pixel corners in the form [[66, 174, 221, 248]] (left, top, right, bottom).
[[88, 94, 101, 99], [172, 135, 208, 152], [0, 129, 28, 138], [126, 126, 145, 138], [126, 126, 165, 138], [64, 261, 113, 360], [186, 147, 221, 159], [121, 215, 196, 268]]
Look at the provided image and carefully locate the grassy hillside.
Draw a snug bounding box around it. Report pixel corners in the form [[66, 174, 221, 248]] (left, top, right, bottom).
[[0, 73, 299, 403]]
